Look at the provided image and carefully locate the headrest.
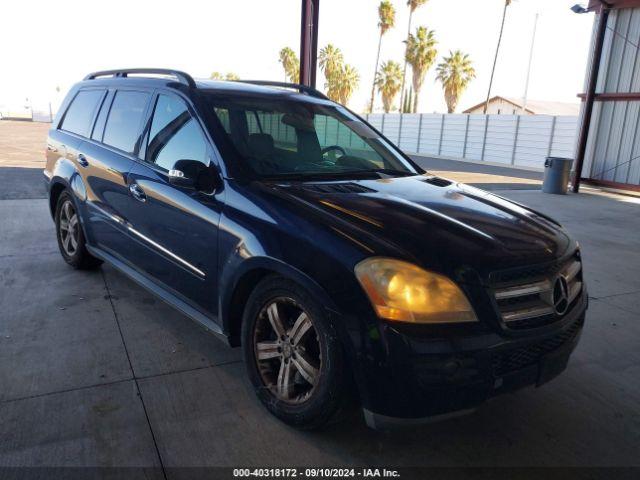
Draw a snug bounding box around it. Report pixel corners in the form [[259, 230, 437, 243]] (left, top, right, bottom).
[[248, 133, 275, 157]]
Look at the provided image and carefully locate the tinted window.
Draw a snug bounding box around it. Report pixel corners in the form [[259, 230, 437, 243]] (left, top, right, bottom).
[[246, 111, 297, 152], [147, 95, 207, 171], [91, 91, 112, 141], [103, 90, 150, 153], [60, 90, 104, 137], [214, 107, 231, 133], [207, 96, 416, 178], [314, 114, 384, 166]]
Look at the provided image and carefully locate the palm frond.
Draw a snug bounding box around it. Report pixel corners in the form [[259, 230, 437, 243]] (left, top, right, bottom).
[[375, 60, 403, 113], [378, 1, 396, 35], [436, 50, 476, 113], [405, 26, 438, 111]]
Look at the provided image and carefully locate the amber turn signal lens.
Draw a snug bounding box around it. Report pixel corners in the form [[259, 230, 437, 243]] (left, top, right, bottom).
[[355, 258, 477, 324]]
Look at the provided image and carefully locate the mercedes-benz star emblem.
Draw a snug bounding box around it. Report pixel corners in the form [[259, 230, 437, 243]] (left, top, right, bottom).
[[553, 275, 570, 315]]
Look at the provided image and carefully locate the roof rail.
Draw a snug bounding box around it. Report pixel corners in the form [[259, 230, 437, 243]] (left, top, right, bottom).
[[83, 68, 196, 88], [236, 80, 329, 100]]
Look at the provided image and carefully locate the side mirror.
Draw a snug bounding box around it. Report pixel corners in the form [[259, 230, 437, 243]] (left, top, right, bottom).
[[168, 168, 195, 189], [168, 159, 220, 194]]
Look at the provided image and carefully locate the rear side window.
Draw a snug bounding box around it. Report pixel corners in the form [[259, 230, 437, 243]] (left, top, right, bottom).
[[103, 90, 150, 153], [60, 90, 104, 137]]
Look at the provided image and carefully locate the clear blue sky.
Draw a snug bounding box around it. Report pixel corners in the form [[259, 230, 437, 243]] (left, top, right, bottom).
[[0, 0, 594, 113]]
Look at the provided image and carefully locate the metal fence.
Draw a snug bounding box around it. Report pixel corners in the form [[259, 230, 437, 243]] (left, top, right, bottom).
[[0, 105, 54, 123], [365, 113, 579, 170]]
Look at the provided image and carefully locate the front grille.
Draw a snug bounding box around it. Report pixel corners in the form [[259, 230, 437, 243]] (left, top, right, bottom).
[[492, 318, 583, 376], [491, 263, 555, 285], [492, 254, 583, 329]]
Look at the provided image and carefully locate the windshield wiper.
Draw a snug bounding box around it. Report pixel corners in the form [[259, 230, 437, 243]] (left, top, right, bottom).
[[359, 168, 415, 177], [262, 168, 416, 182], [262, 170, 379, 181]]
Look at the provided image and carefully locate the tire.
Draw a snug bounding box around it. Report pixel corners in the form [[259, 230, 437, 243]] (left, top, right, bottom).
[[242, 275, 350, 429], [55, 191, 103, 270]]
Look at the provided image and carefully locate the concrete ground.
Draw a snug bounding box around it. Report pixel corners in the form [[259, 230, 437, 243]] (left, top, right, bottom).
[[1, 121, 639, 475]]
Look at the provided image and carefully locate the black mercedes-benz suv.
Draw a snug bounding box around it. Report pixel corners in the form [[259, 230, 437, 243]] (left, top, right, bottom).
[[44, 69, 587, 429]]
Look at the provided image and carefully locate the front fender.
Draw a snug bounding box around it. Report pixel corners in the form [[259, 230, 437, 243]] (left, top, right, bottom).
[[219, 255, 342, 339]]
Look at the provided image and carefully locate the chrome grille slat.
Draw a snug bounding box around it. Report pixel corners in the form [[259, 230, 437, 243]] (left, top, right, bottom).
[[568, 281, 582, 304], [492, 256, 583, 329], [494, 280, 552, 300], [501, 305, 555, 322], [563, 260, 581, 282]]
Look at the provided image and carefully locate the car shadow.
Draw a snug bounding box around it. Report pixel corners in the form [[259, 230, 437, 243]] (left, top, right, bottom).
[[0, 166, 47, 200]]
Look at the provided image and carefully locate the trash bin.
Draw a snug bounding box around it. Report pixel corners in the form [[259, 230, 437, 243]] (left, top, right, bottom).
[[542, 157, 573, 194]]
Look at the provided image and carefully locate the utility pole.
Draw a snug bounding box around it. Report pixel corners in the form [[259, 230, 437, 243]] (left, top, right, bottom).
[[299, 0, 319, 87], [521, 13, 539, 114], [483, 0, 512, 114]]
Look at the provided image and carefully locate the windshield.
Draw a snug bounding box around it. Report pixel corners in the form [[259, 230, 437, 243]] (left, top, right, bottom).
[[205, 94, 420, 179]]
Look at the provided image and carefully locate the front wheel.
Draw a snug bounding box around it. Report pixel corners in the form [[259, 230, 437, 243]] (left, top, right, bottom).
[[242, 275, 350, 429], [55, 191, 102, 270]]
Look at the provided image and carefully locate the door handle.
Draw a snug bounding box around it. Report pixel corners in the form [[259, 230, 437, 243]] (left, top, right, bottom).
[[129, 183, 147, 202], [77, 154, 89, 168]]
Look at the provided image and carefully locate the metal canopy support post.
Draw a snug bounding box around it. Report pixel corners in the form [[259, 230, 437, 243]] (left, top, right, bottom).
[[300, 0, 319, 88], [573, 7, 611, 192]]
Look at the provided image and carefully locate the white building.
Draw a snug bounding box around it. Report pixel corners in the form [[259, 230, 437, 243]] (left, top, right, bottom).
[[463, 96, 580, 116]]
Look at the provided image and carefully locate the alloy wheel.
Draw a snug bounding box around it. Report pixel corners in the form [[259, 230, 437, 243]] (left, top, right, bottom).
[[253, 297, 322, 404], [59, 200, 80, 257]]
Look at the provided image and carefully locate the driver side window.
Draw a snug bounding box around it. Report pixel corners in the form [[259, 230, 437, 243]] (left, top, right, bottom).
[[147, 95, 208, 171]]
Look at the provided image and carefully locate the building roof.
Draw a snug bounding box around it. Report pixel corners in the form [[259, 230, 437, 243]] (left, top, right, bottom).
[[588, 0, 640, 12], [463, 95, 581, 115]]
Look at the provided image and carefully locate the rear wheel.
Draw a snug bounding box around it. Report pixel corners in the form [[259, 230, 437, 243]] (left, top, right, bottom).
[[242, 275, 350, 429], [55, 191, 102, 270]]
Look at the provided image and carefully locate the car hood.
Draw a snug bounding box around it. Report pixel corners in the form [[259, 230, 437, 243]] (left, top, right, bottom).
[[273, 175, 574, 283]]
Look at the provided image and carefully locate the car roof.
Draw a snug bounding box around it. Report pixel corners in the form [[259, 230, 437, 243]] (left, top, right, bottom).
[[77, 71, 332, 104], [195, 80, 331, 103]]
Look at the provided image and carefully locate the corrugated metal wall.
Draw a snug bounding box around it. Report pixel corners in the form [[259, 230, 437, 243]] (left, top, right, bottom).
[[584, 8, 640, 186]]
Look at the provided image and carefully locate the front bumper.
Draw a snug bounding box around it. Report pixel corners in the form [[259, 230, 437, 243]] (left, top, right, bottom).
[[354, 292, 587, 426]]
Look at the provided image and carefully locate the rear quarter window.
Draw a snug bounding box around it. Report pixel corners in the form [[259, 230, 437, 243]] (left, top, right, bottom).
[[60, 90, 105, 137], [103, 90, 150, 153]]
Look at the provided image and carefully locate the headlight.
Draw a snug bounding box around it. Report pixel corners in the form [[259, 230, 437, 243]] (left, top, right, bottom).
[[354, 257, 477, 324]]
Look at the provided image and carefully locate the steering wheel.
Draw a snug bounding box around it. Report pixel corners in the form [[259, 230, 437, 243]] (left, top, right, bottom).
[[321, 145, 347, 158]]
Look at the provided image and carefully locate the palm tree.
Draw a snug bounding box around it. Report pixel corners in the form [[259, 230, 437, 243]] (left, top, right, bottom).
[[400, 0, 429, 112], [405, 26, 437, 113], [483, 0, 513, 113], [375, 60, 403, 113], [210, 72, 240, 81], [436, 50, 476, 113], [279, 47, 300, 83], [337, 64, 360, 106], [368, 1, 396, 112], [319, 44, 344, 101]]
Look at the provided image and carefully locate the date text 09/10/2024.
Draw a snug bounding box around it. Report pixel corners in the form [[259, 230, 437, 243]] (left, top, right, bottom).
[[232, 468, 401, 478]]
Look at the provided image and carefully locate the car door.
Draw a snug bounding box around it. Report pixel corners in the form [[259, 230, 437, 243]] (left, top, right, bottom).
[[81, 88, 151, 259], [121, 91, 223, 318], [50, 88, 107, 236]]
